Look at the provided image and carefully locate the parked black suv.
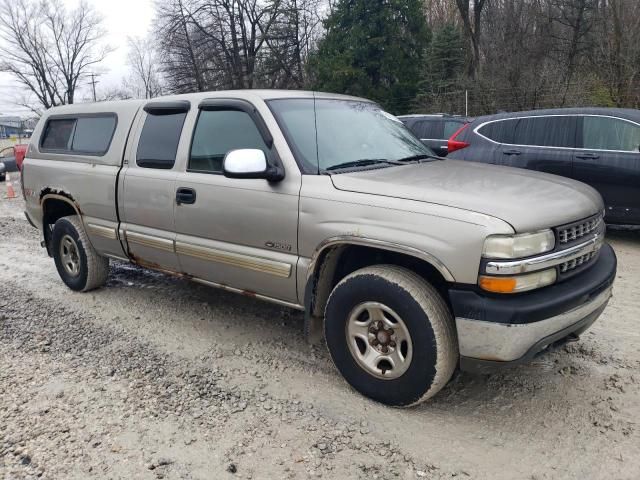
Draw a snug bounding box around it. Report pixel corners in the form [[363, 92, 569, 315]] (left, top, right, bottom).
[[447, 108, 640, 225], [398, 114, 469, 157]]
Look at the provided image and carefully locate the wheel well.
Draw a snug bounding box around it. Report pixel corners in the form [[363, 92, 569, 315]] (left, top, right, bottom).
[[306, 244, 451, 320], [41, 196, 79, 255]]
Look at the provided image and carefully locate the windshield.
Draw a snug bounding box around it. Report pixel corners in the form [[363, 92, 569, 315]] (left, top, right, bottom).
[[268, 98, 434, 173]]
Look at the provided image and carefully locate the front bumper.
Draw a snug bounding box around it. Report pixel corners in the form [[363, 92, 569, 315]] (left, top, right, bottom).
[[449, 243, 616, 372]]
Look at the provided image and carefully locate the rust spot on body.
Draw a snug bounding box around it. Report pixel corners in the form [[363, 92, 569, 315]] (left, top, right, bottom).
[[127, 253, 193, 280], [40, 188, 83, 215]]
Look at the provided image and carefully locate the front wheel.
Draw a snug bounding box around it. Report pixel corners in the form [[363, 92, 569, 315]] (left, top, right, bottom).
[[52, 215, 109, 292], [324, 265, 458, 407]]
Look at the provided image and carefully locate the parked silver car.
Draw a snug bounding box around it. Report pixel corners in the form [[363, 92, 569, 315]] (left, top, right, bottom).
[[22, 90, 616, 406]]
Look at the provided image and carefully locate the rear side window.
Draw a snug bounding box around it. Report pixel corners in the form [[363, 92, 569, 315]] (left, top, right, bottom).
[[582, 116, 640, 151], [413, 120, 442, 139], [136, 112, 187, 169], [477, 119, 517, 143], [512, 116, 575, 148], [41, 119, 75, 150], [71, 116, 117, 154], [40, 115, 117, 155], [189, 110, 268, 173]]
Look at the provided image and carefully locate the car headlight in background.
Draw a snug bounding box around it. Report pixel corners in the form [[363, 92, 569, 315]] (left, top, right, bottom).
[[479, 269, 557, 293], [482, 230, 555, 259]]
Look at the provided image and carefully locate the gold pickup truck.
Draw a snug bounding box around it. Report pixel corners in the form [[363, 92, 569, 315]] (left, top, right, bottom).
[[21, 90, 616, 406]]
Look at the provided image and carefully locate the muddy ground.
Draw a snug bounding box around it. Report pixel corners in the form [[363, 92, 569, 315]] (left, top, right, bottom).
[[1, 181, 638, 479]]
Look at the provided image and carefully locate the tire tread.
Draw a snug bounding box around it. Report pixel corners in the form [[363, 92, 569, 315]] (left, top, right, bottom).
[[326, 264, 458, 406], [60, 216, 109, 292]]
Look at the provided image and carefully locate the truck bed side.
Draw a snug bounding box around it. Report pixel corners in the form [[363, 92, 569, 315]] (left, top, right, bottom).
[[23, 101, 144, 259]]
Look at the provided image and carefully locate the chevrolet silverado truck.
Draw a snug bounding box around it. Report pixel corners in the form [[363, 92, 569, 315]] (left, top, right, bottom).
[[22, 90, 616, 406]]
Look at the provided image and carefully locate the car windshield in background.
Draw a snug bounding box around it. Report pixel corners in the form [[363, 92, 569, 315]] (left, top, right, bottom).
[[268, 98, 433, 173]]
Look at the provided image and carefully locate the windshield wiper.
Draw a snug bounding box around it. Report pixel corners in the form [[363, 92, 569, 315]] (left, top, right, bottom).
[[325, 158, 405, 171], [397, 153, 442, 162]]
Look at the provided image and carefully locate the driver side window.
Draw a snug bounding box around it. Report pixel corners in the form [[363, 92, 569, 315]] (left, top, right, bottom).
[[189, 109, 268, 174]]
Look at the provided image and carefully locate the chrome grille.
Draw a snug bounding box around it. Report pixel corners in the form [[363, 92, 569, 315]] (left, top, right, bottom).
[[559, 250, 599, 273], [557, 215, 602, 245]]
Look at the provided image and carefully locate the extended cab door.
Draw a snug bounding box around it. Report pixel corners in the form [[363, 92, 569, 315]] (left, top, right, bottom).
[[573, 115, 640, 223], [118, 101, 191, 272], [495, 115, 576, 177], [172, 99, 301, 304]]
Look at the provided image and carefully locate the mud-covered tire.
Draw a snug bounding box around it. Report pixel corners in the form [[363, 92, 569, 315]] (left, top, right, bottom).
[[324, 265, 458, 407], [52, 215, 109, 292]]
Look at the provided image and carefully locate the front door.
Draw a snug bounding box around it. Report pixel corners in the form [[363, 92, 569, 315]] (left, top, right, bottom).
[[173, 101, 300, 303], [573, 115, 640, 224]]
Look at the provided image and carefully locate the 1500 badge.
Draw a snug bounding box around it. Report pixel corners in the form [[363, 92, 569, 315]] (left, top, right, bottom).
[[265, 241, 292, 252]]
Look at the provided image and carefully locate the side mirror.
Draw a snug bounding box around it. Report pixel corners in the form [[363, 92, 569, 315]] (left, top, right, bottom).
[[223, 149, 284, 181]]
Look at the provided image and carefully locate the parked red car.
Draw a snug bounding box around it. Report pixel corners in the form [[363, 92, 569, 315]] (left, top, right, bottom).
[[0, 144, 28, 173], [14, 144, 27, 171]]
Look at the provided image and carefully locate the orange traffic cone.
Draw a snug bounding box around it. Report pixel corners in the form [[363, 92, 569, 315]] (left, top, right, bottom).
[[5, 173, 17, 199]]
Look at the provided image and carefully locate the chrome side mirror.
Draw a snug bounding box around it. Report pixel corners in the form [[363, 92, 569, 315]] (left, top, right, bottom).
[[223, 149, 284, 181]]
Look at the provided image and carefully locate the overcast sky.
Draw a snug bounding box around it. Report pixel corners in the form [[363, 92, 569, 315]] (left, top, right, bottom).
[[0, 0, 155, 117]]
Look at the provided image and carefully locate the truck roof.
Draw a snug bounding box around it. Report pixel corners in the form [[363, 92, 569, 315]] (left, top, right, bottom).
[[43, 90, 371, 116]]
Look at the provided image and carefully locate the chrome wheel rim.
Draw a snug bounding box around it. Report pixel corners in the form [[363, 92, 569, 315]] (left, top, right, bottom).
[[59, 234, 81, 277], [346, 302, 413, 380]]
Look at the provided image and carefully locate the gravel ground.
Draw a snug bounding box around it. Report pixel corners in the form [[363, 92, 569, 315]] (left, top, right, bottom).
[[1, 181, 639, 480]]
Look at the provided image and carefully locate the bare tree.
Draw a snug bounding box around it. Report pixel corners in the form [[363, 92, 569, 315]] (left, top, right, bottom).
[[259, 0, 324, 88], [424, 0, 460, 27], [80, 86, 133, 103], [0, 0, 112, 113], [455, 0, 487, 79], [155, 0, 324, 93], [547, 0, 597, 104], [124, 37, 164, 99], [156, 0, 207, 92], [591, 0, 640, 107], [187, 0, 283, 89]]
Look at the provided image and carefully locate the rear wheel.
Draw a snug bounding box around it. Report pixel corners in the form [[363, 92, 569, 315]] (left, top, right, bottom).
[[324, 265, 457, 406], [52, 215, 109, 292]]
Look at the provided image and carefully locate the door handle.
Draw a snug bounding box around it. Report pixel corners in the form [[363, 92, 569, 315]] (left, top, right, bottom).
[[576, 153, 600, 160], [176, 187, 196, 205], [503, 149, 522, 156]]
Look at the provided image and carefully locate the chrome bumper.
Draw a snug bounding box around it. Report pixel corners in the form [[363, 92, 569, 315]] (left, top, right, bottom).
[[456, 286, 612, 363]]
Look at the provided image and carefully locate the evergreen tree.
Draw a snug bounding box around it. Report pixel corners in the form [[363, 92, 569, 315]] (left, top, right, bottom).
[[425, 24, 465, 92], [309, 0, 431, 114]]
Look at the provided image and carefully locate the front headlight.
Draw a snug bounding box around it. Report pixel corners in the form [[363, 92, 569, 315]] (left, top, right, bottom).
[[482, 230, 555, 259]]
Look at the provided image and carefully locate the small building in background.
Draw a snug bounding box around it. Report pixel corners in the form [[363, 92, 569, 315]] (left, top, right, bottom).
[[0, 115, 33, 139]]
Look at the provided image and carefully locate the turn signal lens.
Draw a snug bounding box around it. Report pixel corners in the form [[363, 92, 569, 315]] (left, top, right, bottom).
[[478, 276, 517, 293], [479, 269, 557, 293]]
